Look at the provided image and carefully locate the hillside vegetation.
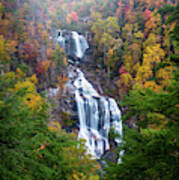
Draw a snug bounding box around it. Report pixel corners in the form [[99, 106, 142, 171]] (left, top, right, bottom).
[[0, 0, 178, 179]]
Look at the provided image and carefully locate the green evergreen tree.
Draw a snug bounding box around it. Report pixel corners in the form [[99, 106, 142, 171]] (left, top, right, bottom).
[[0, 73, 98, 180], [105, 72, 179, 180]]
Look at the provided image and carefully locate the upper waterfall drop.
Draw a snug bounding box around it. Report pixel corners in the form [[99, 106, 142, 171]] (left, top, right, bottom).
[[57, 30, 89, 60], [71, 31, 89, 59]]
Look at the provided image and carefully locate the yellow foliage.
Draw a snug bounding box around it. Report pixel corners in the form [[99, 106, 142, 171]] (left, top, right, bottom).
[[135, 65, 153, 84], [48, 121, 61, 132], [143, 44, 165, 68], [89, 175, 99, 180], [2, 72, 16, 80], [29, 74, 38, 84], [124, 54, 139, 74], [156, 66, 175, 88], [106, 16, 120, 35], [143, 33, 157, 48], [71, 173, 87, 180], [118, 73, 133, 96], [107, 49, 114, 57], [63, 57, 68, 66], [118, 73, 133, 89], [0, 35, 10, 62], [46, 20, 52, 30], [70, 173, 99, 180], [89, 12, 102, 25], [169, 22, 176, 33], [134, 31, 144, 39], [24, 93, 42, 111], [14, 79, 43, 111], [124, 55, 133, 72], [133, 62, 140, 75], [16, 68, 26, 78], [106, 49, 118, 68], [163, 25, 171, 53], [100, 33, 114, 50], [15, 80, 36, 94], [133, 82, 143, 90], [123, 23, 133, 33], [66, 14, 71, 24]]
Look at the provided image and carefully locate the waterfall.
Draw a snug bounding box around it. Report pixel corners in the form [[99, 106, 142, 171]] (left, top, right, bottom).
[[57, 30, 89, 59], [71, 31, 89, 59], [55, 30, 122, 159], [74, 69, 122, 159]]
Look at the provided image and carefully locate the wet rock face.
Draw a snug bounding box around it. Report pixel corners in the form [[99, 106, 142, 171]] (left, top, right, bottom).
[[46, 65, 80, 130], [101, 149, 118, 163]]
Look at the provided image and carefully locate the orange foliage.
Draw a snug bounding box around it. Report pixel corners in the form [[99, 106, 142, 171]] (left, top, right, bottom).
[[21, 40, 39, 62], [16, 68, 26, 78], [143, 81, 161, 92], [66, 11, 79, 24], [57, 74, 69, 92], [36, 60, 51, 75]]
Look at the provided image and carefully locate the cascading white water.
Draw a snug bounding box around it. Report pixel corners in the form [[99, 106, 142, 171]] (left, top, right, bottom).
[[71, 31, 83, 59], [57, 30, 89, 59], [74, 69, 122, 159], [56, 30, 122, 159], [71, 31, 89, 59]]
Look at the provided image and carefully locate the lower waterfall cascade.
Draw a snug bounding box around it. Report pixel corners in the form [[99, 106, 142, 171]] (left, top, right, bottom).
[[74, 69, 122, 159], [55, 30, 123, 159]]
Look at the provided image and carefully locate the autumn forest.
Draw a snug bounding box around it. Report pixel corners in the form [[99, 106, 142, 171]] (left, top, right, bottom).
[[0, 0, 178, 179]]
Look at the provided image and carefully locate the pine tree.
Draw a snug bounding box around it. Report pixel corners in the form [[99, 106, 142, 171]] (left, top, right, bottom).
[[0, 72, 98, 180], [105, 72, 179, 179]]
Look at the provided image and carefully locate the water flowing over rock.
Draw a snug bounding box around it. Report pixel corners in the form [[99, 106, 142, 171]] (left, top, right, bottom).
[[57, 30, 89, 60], [53, 30, 123, 159], [74, 68, 122, 159]]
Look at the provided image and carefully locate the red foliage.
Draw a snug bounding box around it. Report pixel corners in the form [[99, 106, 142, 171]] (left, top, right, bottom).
[[143, 9, 152, 21], [36, 60, 51, 75], [119, 65, 128, 74], [71, 11, 79, 22], [67, 11, 79, 23], [21, 41, 38, 62]]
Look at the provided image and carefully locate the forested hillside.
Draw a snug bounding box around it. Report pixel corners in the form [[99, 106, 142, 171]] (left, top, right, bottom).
[[0, 0, 178, 179]]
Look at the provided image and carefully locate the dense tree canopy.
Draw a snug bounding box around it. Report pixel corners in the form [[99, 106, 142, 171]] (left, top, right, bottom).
[[0, 0, 178, 179]]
